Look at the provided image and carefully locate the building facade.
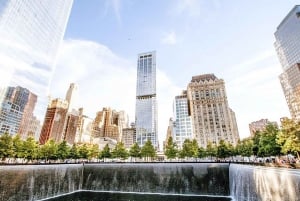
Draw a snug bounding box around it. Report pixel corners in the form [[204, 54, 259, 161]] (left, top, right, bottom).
[[275, 5, 300, 120], [173, 90, 193, 148], [0, 86, 38, 138], [39, 98, 68, 144], [122, 127, 136, 149], [65, 83, 78, 113], [187, 74, 239, 147], [0, 0, 73, 123], [75, 108, 93, 144], [135, 51, 158, 149], [0, 100, 22, 135], [249, 118, 278, 137], [92, 107, 127, 142]]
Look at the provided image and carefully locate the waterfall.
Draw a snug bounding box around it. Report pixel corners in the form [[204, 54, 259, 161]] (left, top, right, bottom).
[[82, 163, 230, 195], [230, 164, 300, 201], [0, 163, 229, 200]]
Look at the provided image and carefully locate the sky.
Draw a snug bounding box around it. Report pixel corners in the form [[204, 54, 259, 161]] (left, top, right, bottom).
[[50, 0, 299, 148]]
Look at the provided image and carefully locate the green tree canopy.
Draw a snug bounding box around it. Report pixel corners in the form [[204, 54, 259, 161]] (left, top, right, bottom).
[[206, 141, 217, 159], [57, 140, 70, 160], [179, 139, 194, 158], [78, 144, 89, 159], [0, 133, 14, 161], [112, 142, 128, 159], [258, 124, 281, 157], [278, 118, 300, 159], [236, 138, 253, 158], [12, 134, 23, 159], [69, 144, 80, 159], [198, 146, 207, 158], [100, 144, 112, 160], [22, 137, 38, 161], [164, 137, 178, 159], [87, 144, 100, 160], [141, 140, 156, 160], [40, 139, 58, 161], [129, 143, 141, 158], [216, 140, 232, 159]]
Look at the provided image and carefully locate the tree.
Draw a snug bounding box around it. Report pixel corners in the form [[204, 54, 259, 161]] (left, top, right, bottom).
[[129, 143, 141, 158], [69, 144, 80, 159], [278, 118, 300, 159], [0, 133, 14, 161], [216, 140, 231, 159], [57, 141, 70, 160], [164, 137, 178, 159], [141, 140, 156, 161], [191, 139, 199, 158], [252, 131, 262, 156], [78, 144, 89, 159], [100, 144, 112, 161], [87, 144, 99, 160], [179, 139, 194, 159], [258, 124, 281, 157], [198, 146, 207, 159], [12, 134, 23, 159], [206, 141, 217, 160], [22, 137, 38, 162], [236, 138, 253, 160], [40, 139, 58, 161], [112, 142, 128, 160]]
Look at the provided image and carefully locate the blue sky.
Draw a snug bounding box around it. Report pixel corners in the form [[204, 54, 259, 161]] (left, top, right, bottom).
[[51, 0, 298, 147]]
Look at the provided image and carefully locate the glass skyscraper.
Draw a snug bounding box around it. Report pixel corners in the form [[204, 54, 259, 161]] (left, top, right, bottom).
[[0, 0, 73, 123], [275, 5, 300, 70], [274, 5, 300, 119], [135, 51, 158, 149], [173, 90, 193, 148]]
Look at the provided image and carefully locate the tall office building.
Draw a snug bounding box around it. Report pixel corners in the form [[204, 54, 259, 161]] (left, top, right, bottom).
[[0, 100, 22, 135], [39, 98, 68, 145], [92, 107, 127, 142], [135, 51, 158, 149], [0, 1, 73, 123], [65, 83, 78, 113], [11, 86, 37, 138], [0, 86, 37, 138], [187, 74, 239, 147], [75, 108, 93, 144], [275, 5, 300, 120], [173, 90, 193, 148]]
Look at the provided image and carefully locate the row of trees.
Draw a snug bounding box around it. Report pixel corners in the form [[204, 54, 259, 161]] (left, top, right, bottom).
[[1, 118, 299, 162], [164, 118, 300, 160], [0, 133, 156, 162]]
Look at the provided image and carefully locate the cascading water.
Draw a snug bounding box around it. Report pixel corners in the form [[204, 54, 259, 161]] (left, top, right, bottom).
[[82, 163, 230, 195], [0, 163, 230, 201], [230, 164, 300, 201], [0, 164, 83, 201]]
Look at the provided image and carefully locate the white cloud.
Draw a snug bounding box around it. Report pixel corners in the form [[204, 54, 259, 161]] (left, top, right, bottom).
[[52, 39, 181, 149], [52, 39, 135, 119], [173, 0, 202, 17], [161, 31, 177, 45]]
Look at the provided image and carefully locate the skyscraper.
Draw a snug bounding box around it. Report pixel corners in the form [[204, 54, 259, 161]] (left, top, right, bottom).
[[135, 51, 158, 149], [0, 1, 73, 123], [275, 5, 300, 120], [39, 98, 68, 145], [3, 86, 37, 138], [65, 83, 78, 113], [173, 90, 193, 148], [187, 74, 239, 147]]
